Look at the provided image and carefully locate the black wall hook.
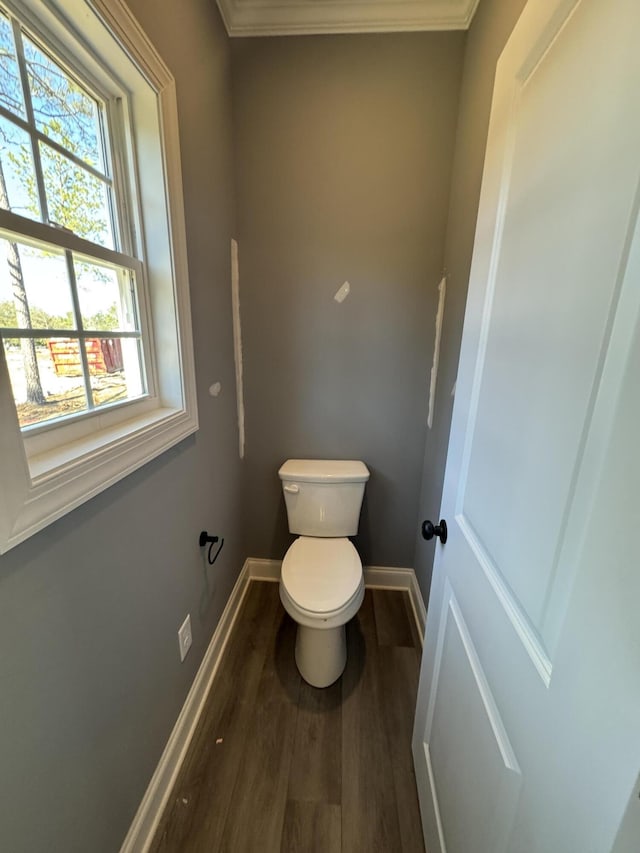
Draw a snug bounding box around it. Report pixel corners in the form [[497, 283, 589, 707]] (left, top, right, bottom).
[[199, 531, 224, 565]]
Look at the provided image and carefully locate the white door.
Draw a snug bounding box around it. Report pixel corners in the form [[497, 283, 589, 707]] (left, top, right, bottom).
[[412, 1, 640, 852]]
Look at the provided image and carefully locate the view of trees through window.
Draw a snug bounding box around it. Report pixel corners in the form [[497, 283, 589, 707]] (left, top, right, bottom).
[[0, 6, 144, 429]]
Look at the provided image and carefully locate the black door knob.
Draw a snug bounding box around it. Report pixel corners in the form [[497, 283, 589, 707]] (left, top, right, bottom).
[[421, 519, 448, 544]]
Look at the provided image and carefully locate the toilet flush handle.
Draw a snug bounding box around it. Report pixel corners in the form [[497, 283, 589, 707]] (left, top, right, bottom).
[[284, 483, 300, 494]]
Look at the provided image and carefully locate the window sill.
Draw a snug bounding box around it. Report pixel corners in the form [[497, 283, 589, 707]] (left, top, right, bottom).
[[1, 402, 198, 553]]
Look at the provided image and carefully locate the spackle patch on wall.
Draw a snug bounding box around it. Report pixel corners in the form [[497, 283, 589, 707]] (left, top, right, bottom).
[[428, 276, 447, 429], [334, 281, 351, 303], [231, 239, 245, 459]]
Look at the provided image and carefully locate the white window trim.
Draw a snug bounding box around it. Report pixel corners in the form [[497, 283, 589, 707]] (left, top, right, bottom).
[[0, 0, 198, 553]]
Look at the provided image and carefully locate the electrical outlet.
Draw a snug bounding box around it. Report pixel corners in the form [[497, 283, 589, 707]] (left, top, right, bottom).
[[178, 614, 192, 662]]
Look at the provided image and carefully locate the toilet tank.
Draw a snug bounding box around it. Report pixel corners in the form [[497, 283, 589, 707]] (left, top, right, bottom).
[[279, 459, 370, 537]]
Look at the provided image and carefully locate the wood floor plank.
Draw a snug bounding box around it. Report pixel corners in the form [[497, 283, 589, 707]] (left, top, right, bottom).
[[341, 591, 404, 852], [280, 801, 341, 853], [217, 607, 302, 852], [372, 588, 416, 648], [287, 676, 342, 805], [149, 581, 282, 853], [379, 645, 425, 853], [149, 583, 425, 853]]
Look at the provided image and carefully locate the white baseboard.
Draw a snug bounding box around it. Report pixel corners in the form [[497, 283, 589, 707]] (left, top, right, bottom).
[[247, 556, 280, 581], [120, 557, 426, 852], [364, 564, 427, 642], [119, 559, 253, 853]]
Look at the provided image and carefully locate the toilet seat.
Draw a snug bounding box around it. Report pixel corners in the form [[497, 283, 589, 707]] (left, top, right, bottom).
[[281, 536, 362, 614], [280, 575, 364, 624]]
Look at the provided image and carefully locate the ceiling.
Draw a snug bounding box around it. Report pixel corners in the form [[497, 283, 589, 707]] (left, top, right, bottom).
[[216, 0, 480, 37]]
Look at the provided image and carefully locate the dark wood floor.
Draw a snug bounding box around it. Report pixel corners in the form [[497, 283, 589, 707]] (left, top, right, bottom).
[[150, 581, 425, 852]]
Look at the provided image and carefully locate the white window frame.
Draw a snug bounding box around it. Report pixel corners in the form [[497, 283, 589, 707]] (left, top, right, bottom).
[[0, 0, 198, 554]]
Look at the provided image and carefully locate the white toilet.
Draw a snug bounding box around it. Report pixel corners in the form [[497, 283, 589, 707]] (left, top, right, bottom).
[[278, 459, 370, 688]]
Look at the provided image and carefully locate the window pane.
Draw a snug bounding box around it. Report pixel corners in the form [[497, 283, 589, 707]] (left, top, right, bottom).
[[0, 12, 25, 118], [40, 141, 114, 248], [74, 258, 137, 331], [2, 335, 88, 427], [0, 116, 41, 221], [87, 336, 144, 408], [23, 34, 103, 171], [0, 236, 75, 329]]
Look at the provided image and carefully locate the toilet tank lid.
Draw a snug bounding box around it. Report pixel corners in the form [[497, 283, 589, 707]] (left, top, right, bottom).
[[278, 459, 370, 483]]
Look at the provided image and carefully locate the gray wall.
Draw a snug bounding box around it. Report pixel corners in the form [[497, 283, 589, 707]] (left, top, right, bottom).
[[0, 2, 242, 851], [231, 33, 465, 567], [412, 0, 528, 603]]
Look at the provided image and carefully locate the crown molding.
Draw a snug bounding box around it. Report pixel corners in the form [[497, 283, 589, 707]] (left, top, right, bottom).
[[216, 0, 480, 37]]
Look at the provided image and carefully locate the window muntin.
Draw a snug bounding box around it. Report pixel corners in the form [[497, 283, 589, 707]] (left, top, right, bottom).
[[0, 3, 148, 432], [0, 228, 145, 429]]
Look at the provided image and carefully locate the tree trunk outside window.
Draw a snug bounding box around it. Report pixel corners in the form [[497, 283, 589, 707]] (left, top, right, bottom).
[[0, 157, 46, 405]]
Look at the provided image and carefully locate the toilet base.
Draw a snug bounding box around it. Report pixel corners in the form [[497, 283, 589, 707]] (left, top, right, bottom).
[[295, 623, 346, 688]]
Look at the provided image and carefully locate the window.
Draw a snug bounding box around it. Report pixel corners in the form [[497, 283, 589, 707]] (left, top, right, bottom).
[[0, 0, 198, 553], [0, 9, 146, 430]]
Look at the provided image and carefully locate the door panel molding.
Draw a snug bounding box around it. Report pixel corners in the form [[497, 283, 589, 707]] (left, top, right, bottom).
[[457, 515, 552, 685], [423, 743, 447, 853], [424, 581, 522, 853]]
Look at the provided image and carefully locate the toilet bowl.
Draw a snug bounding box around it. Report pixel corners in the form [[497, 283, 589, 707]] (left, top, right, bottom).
[[278, 459, 370, 688], [280, 536, 365, 687]]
